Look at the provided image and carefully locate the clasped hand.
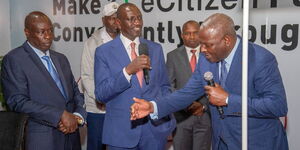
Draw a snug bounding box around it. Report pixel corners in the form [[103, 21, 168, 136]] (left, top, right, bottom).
[[58, 110, 80, 134]]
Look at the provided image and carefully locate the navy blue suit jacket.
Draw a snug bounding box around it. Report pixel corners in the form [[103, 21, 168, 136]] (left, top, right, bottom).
[[1, 42, 87, 150], [94, 36, 176, 148], [156, 38, 288, 150]]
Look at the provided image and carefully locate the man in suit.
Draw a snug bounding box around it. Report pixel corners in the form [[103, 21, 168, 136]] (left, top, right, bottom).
[[81, 2, 119, 150], [166, 20, 211, 150], [1, 11, 86, 150], [94, 3, 175, 150], [131, 13, 288, 150]]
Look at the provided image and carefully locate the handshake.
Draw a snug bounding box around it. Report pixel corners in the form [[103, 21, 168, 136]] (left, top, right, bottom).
[[58, 110, 84, 134]]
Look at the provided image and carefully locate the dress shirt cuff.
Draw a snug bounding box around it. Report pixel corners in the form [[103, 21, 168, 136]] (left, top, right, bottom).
[[73, 112, 85, 125], [123, 67, 132, 82], [149, 101, 158, 120], [225, 97, 229, 104]]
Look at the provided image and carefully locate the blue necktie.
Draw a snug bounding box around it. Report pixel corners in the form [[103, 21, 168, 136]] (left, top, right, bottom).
[[42, 56, 67, 99], [220, 60, 228, 87]]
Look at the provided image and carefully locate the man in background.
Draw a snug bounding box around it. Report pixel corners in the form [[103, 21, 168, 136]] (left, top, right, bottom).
[[94, 3, 175, 150], [131, 13, 288, 150], [166, 20, 211, 150], [1, 11, 86, 150], [81, 2, 119, 150]]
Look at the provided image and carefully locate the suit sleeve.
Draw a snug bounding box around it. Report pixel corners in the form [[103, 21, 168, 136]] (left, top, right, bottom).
[[1, 55, 63, 127], [227, 53, 288, 118], [94, 46, 131, 103], [64, 56, 87, 120], [156, 56, 206, 119]]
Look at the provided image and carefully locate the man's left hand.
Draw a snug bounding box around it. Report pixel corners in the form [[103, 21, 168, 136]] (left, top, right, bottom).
[[187, 102, 205, 116]]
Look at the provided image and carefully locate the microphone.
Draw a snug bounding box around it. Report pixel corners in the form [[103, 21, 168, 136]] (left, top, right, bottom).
[[204, 71, 224, 117], [138, 43, 150, 85]]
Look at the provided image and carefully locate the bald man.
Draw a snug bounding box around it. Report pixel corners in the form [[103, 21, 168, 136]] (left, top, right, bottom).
[[1, 11, 86, 150], [131, 13, 288, 150]]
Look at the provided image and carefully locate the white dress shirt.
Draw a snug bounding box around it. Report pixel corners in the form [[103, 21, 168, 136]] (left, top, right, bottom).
[[119, 33, 141, 82], [185, 45, 200, 63]]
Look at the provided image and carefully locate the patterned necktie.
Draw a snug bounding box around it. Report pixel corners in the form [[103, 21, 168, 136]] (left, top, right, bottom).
[[130, 42, 144, 87], [42, 56, 67, 99], [190, 49, 197, 72], [220, 60, 228, 87]]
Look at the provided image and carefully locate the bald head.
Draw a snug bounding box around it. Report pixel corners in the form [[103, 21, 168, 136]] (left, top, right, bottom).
[[201, 13, 236, 38], [25, 11, 52, 30], [198, 13, 237, 63], [116, 3, 140, 19]]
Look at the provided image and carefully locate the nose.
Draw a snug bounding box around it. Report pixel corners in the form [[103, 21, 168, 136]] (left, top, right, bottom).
[[133, 17, 142, 26], [190, 33, 196, 39], [44, 30, 53, 40]]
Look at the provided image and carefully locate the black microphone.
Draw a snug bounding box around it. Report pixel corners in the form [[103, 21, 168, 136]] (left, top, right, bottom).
[[138, 43, 150, 85], [204, 71, 224, 117]]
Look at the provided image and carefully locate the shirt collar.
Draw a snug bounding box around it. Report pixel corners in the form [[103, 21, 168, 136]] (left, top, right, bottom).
[[223, 37, 240, 66], [27, 41, 50, 58], [120, 33, 140, 51], [185, 45, 200, 55]]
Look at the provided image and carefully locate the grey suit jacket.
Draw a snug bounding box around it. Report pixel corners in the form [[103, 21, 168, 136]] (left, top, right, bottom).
[[166, 45, 209, 123]]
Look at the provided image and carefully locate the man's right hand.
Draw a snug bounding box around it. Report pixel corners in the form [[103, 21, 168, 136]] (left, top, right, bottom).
[[130, 97, 153, 120], [59, 110, 78, 134], [125, 55, 150, 75]]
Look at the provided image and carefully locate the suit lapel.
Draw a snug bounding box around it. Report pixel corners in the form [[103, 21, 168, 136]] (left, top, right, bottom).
[[23, 42, 62, 95], [178, 46, 192, 76], [139, 38, 151, 89], [50, 52, 69, 100], [111, 36, 141, 89], [23, 42, 68, 100], [225, 40, 242, 89], [111, 36, 131, 68]]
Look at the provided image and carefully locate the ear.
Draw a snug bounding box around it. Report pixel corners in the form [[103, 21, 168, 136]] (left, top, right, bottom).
[[115, 18, 121, 30], [181, 32, 184, 40], [223, 35, 231, 47], [24, 28, 30, 38]]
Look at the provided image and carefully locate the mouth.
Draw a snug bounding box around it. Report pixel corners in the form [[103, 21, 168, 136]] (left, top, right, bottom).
[[44, 42, 51, 46], [133, 27, 141, 32], [43, 42, 52, 48]]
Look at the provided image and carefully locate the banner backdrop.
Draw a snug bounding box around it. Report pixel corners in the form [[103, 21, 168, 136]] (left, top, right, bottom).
[[1, 0, 300, 149], [0, 0, 11, 56]]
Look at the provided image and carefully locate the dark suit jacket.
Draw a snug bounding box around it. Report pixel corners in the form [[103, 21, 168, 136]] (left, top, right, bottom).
[[166, 45, 209, 123], [94, 36, 176, 148], [1, 42, 87, 150], [156, 37, 288, 150]]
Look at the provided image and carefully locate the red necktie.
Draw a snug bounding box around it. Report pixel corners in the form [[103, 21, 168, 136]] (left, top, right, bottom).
[[130, 42, 144, 87], [190, 49, 197, 72]]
